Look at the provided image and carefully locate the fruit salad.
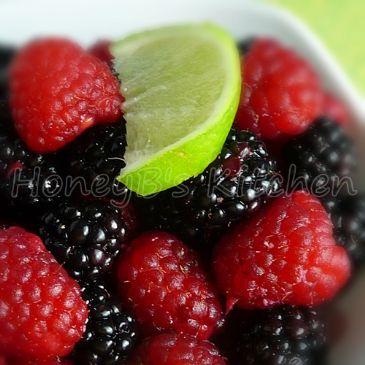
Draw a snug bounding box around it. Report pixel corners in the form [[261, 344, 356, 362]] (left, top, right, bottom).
[[0, 23, 362, 365]]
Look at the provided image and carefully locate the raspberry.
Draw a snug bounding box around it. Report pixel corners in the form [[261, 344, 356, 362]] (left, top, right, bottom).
[[0, 227, 88, 359], [72, 280, 138, 365], [0, 102, 62, 212], [127, 333, 227, 365], [8, 358, 71, 365], [39, 200, 131, 281], [213, 191, 351, 309], [235, 39, 323, 139], [237, 306, 327, 365], [322, 93, 349, 125], [117, 231, 224, 340], [283, 117, 356, 194], [9, 38, 122, 153], [64, 121, 129, 200], [139, 128, 281, 244], [89, 40, 113, 67]]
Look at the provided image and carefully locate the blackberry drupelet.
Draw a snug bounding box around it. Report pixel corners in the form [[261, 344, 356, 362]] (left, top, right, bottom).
[[0, 45, 16, 100], [284, 117, 357, 194], [139, 128, 281, 244], [0, 102, 62, 211], [72, 280, 138, 365], [237, 306, 327, 365], [324, 194, 365, 265], [65, 121, 129, 200], [39, 200, 130, 280]]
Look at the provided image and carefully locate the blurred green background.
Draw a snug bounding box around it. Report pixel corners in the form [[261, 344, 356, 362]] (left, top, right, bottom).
[[267, 0, 365, 95]]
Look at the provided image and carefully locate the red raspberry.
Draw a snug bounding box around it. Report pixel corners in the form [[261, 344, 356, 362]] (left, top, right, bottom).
[[127, 333, 227, 365], [322, 92, 349, 125], [89, 40, 113, 66], [213, 191, 351, 310], [117, 231, 224, 340], [8, 358, 71, 365], [10, 38, 122, 153], [0, 227, 88, 359], [235, 39, 323, 139]]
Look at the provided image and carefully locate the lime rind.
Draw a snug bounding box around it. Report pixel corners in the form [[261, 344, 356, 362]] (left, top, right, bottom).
[[111, 23, 241, 196]]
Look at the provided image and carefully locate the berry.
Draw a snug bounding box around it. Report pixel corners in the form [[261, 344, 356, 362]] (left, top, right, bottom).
[[64, 121, 129, 200], [10, 38, 122, 153], [235, 39, 323, 139], [117, 231, 224, 340], [72, 280, 138, 365], [0, 226, 88, 359], [127, 333, 227, 365], [283, 117, 357, 194], [213, 191, 351, 309], [324, 194, 365, 266], [39, 200, 130, 281], [0, 102, 62, 211], [322, 93, 349, 125], [139, 128, 281, 244], [237, 38, 255, 56], [237, 306, 327, 365], [8, 358, 71, 365], [0, 45, 16, 100], [89, 40, 113, 66]]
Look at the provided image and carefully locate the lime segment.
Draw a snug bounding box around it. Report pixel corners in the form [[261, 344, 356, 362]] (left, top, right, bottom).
[[111, 23, 241, 196]]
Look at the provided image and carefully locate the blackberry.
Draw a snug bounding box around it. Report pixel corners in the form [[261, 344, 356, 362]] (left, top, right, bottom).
[[284, 117, 357, 195], [65, 121, 129, 200], [323, 194, 365, 265], [72, 280, 138, 365], [0, 102, 62, 211], [0, 45, 16, 100], [139, 128, 281, 244], [39, 200, 129, 280], [237, 306, 327, 365], [237, 38, 255, 56]]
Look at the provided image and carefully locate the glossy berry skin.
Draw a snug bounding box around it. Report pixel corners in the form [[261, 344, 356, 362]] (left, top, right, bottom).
[[65, 121, 129, 200], [127, 333, 227, 365], [235, 39, 323, 139], [117, 231, 224, 340], [284, 117, 356, 193], [8, 358, 72, 365], [213, 191, 351, 310], [9, 38, 122, 153], [237, 306, 327, 365], [72, 281, 138, 365], [0, 102, 62, 211], [324, 194, 365, 266], [0, 227, 88, 359], [139, 128, 281, 244], [39, 200, 130, 281]]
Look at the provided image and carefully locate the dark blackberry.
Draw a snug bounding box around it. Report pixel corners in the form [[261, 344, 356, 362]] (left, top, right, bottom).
[[72, 280, 138, 365], [39, 200, 129, 280], [65, 121, 129, 200], [0, 102, 62, 211], [237, 38, 255, 56], [139, 128, 281, 244], [284, 117, 357, 195], [0, 45, 16, 100], [323, 194, 365, 265], [237, 306, 327, 365]]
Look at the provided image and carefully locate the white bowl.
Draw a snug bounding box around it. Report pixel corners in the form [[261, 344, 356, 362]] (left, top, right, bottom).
[[1, 0, 364, 363]]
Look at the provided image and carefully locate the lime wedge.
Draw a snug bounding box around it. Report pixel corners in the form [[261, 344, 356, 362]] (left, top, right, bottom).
[[111, 23, 241, 196]]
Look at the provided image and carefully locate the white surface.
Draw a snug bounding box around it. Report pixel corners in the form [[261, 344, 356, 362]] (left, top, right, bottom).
[[1, 0, 365, 363]]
